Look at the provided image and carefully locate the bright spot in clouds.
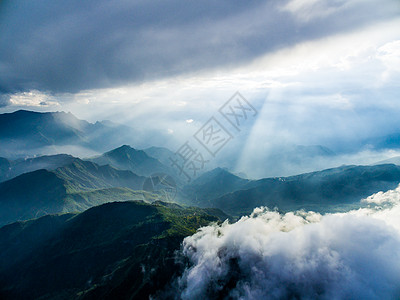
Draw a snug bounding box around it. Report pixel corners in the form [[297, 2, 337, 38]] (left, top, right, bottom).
[[9, 91, 60, 107]]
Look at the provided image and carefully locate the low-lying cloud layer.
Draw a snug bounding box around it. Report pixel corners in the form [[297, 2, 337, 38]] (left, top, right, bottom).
[[175, 185, 400, 299]]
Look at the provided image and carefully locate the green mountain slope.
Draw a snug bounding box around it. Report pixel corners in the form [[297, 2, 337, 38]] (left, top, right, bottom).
[[0, 159, 150, 226], [55, 159, 146, 192], [64, 187, 159, 212], [0, 169, 67, 225], [0, 201, 229, 300]]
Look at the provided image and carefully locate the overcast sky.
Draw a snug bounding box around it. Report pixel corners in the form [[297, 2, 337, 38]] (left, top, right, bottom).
[[0, 0, 400, 176]]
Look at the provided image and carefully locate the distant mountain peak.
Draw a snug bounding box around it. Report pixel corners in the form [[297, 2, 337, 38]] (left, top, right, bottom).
[[197, 167, 240, 181], [0, 110, 142, 158], [183, 167, 250, 203], [14, 109, 36, 114], [110, 144, 135, 152], [90, 145, 171, 177], [115, 144, 136, 151], [10, 110, 69, 116], [213, 167, 230, 173], [106, 145, 146, 159]]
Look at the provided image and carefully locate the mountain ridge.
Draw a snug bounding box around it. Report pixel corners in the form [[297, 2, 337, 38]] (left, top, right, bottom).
[[0, 158, 151, 226], [0, 110, 139, 158], [89, 144, 174, 177], [206, 164, 400, 216], [0, 200, 228, 300], [0, 154, 78, 182]]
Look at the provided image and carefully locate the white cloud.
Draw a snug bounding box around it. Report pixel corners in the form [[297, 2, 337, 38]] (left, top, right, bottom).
[[362, 184, 400, 205], [281, 0, 347, 22], [8, 90, 60, 107], [175, 184, 400, 299], [377, 40, 400, 69], [376, 40, 400, 81]]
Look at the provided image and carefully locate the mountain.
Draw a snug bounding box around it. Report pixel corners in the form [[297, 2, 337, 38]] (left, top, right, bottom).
[[0, 169, 68, 226], [0, 110, 86, 147], [0, 154, 78, 182], [0, 201, 229, 300], [194, 164, 400, 216], [55, 159, 146, 192], [183, 167, 250, 205], [0, 159, 151, 226], [0, 145, 176, 184], [0, 110, 138, 158], [0, 158, 11, 181], [144, 146, 176, 166], [89, 145, 173, 177]]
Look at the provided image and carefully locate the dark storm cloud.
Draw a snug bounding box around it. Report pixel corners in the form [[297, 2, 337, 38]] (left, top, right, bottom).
[[0, 0, 398, 98]]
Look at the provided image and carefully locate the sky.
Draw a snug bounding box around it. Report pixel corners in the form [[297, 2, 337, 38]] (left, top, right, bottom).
[[0, 0, 400, 177]]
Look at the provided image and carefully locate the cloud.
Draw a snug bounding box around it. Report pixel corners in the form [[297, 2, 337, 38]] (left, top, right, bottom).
[[173, 185, 400, 299], [8, 90, 60, 107], [0, 0, 398, 98], [0, 93, 10, 107], [377, 40, 400, 81], [362, 184, 400, 205], [281, 0, 346, 22]]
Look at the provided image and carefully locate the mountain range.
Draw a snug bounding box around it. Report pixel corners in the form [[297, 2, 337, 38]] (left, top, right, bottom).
[[2, 109, 400, 177], [0, 154, 78, 182], [0, 141, 186, 226], [0, 158, 153, 226], [1, 110, 400, 299], [183, 164, 400, 216], [2, 145, 400, 225]]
